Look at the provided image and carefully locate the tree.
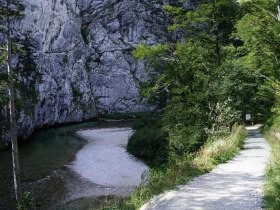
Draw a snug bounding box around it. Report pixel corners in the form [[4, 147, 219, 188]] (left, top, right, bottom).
[[134, 0, 241, 156], [233, 0, 280, 121], [0, 0, 23, 202], [164, 0, 239, 64]]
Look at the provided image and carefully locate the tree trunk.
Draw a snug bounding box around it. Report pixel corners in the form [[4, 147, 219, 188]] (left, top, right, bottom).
[[6, 0, 21, 202]]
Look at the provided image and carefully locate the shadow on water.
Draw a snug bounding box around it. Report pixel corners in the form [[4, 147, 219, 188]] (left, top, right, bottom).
[[0, 120, 133, 209]]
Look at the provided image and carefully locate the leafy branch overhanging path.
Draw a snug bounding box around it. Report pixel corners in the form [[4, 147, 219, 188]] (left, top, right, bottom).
[[140, 126, 271, 210]]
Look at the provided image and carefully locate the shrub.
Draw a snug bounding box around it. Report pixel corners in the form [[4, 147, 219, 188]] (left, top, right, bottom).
[[17, 191, 35, 210], [127, 126, 168, 166], [131, 114, 160, 130], [100, 112, 153, 121], [169, 125, 207, 156], [194, 124, 247, 170], [131, 119, 147, 130], [263, 116, 280, 209], [205, 99, 241, 138]]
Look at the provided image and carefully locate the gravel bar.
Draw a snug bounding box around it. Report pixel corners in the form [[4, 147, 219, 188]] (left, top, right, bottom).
[[71, 128, 148, 189]]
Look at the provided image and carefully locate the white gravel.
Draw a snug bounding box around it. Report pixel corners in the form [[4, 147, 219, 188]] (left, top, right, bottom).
[[140, 126, 271, 210], [70, 127, 148, 188]]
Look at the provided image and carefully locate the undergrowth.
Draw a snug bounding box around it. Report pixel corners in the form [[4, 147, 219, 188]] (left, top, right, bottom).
[[127, 116, 168, 166], [194, 125, 246, 170], [263, 116, 280, 209], [102, 124, 247, 210], [99, 112, 153, 120]]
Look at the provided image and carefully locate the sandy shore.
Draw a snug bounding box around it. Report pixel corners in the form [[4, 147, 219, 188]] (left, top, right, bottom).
[[70, 127, 148, 190]]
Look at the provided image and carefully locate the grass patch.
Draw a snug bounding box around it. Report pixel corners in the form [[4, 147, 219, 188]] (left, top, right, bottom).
[[102, 125, 247, 210], [55, 196, 128, 210], [263, 116, 280, 209], [194, 124, 246, 170]]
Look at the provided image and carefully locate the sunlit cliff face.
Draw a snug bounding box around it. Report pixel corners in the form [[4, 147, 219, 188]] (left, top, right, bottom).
[[1, 0, 172, 141]]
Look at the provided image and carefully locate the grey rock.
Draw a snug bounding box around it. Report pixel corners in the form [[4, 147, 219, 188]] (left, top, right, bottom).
[[1, 0, 172, 142]]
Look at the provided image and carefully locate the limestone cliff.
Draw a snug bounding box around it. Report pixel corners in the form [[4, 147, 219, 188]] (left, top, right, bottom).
[[0, 0, 171, 142]]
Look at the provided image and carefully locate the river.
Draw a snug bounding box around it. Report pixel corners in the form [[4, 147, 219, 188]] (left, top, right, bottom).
[[0, 120, 146, 209]]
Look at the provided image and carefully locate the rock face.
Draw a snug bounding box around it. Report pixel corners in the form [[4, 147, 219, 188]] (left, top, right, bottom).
[[0, 0, 171, 142]]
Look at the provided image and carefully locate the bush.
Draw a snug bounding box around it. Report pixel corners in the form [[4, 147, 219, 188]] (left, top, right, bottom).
[[127, 126, 168, 166], [205, 99, 241, 138], [100, 112, 152, 120], [194, 124, 247, 170], [132, 119, 148, 130], [131, 114, 161, 130], [263, 116, 280, 209], [169, 125, 207, 156], [17, 191, 35, 210]]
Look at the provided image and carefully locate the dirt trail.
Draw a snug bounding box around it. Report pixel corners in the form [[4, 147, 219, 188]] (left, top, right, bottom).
[[140, 126, 271, 210]]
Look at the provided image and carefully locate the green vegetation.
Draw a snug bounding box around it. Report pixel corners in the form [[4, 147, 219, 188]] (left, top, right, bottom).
[[56, 196, 129, 210], [0, 72, 7, 100], [132, 0, 245, 164], [131, 0, 247, 162], [1, 29, 39, 117], [0, 0, 25, 203], [263, 116, 280, 209], [71, 84, 82, 98], [194, 124, 247, 170], [99, 112, 154, 121], [234, 0, 280, 122], [113, 0, 280, 209], [127, 117, 168, 166], [81, 23, 90, 45], [17, 191, 35, 210]]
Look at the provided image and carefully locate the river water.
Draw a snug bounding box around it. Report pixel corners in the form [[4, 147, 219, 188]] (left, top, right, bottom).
[[0, 121, 139, 209]]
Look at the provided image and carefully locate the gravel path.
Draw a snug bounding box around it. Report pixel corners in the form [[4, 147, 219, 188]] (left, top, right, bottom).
[[140, 126, 271, 210]]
